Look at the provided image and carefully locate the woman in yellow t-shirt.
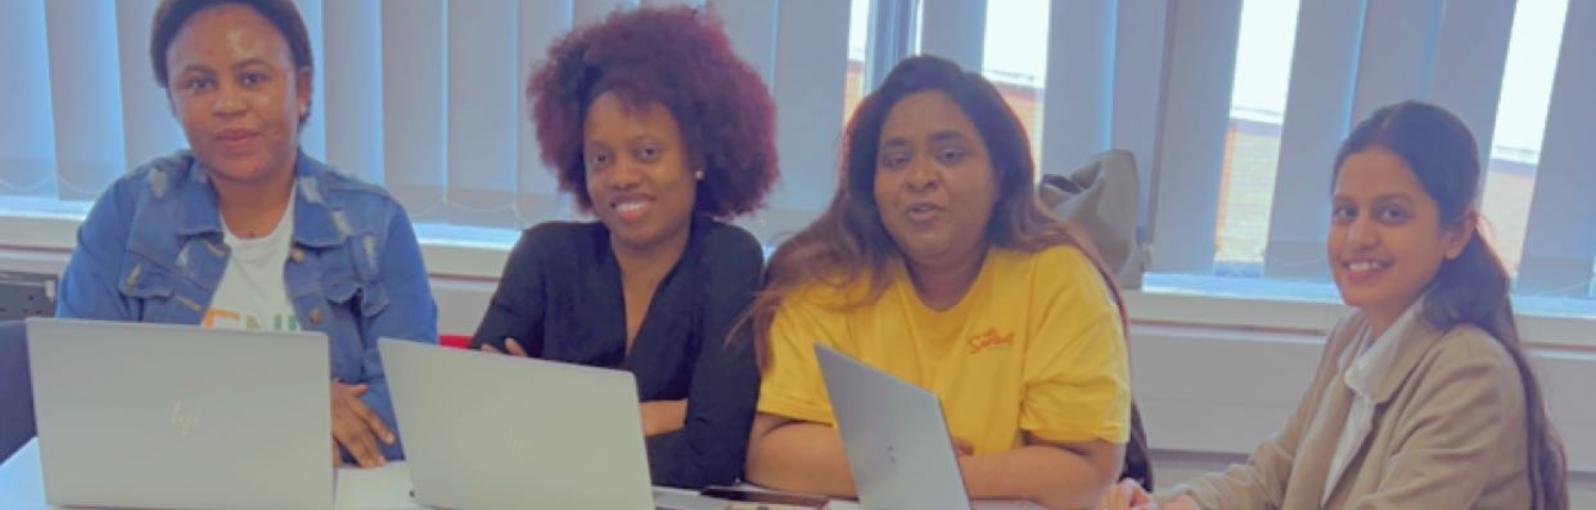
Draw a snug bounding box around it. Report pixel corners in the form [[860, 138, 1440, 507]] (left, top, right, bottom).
[[743, 55, 1132, 510]]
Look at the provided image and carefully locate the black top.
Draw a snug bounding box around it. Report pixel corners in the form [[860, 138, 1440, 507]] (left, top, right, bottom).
[[470, 217, 762, 488]]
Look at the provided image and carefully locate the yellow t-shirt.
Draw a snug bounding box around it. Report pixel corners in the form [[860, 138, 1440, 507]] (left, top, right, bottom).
[[757, 244, 1131, 454]]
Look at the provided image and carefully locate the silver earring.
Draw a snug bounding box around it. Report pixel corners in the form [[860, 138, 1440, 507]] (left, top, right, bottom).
[[694, 170, 704, 181]]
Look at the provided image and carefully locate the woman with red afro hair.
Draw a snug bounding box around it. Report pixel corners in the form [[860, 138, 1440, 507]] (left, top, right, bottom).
[[468, 6, 777, 488]]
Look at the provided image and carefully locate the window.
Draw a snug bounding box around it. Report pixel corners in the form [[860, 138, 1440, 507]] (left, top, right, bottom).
[[1481, 0, 1571, 276], [980, 0, 1049, 164], [1214, 0, 1301, 273], [2, 0, 1590, 309], [843, 0, 871, 122]]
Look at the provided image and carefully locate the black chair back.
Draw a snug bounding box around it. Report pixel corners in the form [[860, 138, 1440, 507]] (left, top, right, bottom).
[[0, 320, 33, 464]]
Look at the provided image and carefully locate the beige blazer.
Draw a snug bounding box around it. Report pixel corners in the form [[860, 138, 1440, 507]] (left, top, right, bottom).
[[1169, 307, 1534, 509]]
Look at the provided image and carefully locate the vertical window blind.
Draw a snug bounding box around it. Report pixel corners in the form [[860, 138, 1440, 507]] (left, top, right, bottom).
[[0, 0, 1589, 300]]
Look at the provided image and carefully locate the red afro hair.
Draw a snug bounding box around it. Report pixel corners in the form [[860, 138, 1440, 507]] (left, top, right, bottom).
[[528, 6, 778, 219]]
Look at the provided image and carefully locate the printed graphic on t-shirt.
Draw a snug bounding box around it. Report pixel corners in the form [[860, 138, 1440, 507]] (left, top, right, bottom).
[[202, 308, 301, 332], [966, 328, 1015, 354]]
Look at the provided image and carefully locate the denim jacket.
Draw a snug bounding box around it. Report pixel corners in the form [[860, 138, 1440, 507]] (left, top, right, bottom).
[[56, 150, 438, 460]]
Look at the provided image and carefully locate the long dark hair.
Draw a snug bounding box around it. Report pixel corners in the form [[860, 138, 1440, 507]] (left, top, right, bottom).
[[1335, 101, 1568, 510], [746, 55, 1122, 363]]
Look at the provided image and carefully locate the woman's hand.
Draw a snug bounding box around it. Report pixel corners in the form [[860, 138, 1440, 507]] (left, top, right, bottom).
[[479, 337, 530, 357], [640, 400, 688, 436], [331, 382, 395, 468], [1099, 478, 1158, 510]]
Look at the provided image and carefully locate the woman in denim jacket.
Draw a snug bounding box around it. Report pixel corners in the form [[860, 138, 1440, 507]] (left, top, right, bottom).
[[55, 0, 436, 469]]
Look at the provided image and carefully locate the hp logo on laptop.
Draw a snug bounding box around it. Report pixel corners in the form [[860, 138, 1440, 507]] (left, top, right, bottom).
[[170, 401, 201, 438]]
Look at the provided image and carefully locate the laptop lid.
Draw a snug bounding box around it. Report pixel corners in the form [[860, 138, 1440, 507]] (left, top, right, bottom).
[[379, 338, 658, 510], [815, 343, 975, 510], [26, 318, 333, 510]]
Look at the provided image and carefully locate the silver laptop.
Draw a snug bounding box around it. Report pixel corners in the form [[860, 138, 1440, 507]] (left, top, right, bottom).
[[26, 318, 333, 510], [379, 338, 726, 510], [815, 344, 1037, 510]]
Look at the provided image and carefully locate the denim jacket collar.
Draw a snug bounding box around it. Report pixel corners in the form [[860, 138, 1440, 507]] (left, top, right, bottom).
[[171, 152, 351, 249]]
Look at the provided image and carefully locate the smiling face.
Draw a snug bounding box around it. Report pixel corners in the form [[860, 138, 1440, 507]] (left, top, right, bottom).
[[1329, 146, 1473, 321], [872, 91, 999, 271], [164, 3, 307, 186], [582, 91, 698, 252]]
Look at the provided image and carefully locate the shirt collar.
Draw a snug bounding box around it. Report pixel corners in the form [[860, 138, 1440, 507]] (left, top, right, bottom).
[[1343, 293, 1447, 404]]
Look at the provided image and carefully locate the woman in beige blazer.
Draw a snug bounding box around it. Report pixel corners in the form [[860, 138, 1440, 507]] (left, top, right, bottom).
[[1104, 101, 1568, 510]]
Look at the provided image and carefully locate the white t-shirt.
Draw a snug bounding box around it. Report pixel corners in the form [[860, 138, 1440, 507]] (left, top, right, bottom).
[[203, 192, 301, 332]]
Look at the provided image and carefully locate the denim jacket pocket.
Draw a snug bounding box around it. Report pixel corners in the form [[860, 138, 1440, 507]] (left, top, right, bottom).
[[324, 273, 391, 319], [116, 255, 185, 321], [116, 256, 174, 300]]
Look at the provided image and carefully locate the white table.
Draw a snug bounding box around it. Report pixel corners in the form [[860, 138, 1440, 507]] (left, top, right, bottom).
[[0, 440, 871, 510]]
